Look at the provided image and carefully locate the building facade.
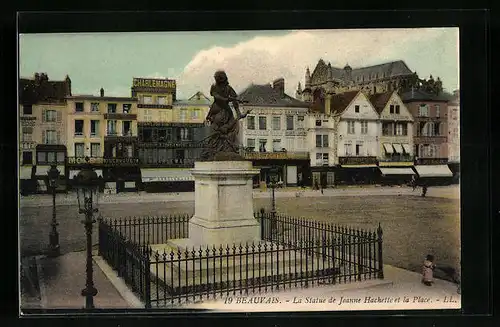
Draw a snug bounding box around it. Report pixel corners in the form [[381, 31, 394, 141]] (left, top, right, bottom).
[[134, 82, 209, 192], [401, 89, 453, 183], [447, 90, 460, 163], [66, 89, 139, 193], [370, 91, 415, 184], [239, 78, 310, 187], [19, 73, 71, 194], [332, 91, 381, 184]]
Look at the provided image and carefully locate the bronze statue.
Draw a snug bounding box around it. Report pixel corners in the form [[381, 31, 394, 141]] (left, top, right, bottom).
[[200, 71, 251, 161]]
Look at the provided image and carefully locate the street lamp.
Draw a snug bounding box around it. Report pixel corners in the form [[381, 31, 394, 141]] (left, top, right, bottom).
[[74, 156, 100, 310], [269, 166, 280, 219], [47, 162, 60, 257]]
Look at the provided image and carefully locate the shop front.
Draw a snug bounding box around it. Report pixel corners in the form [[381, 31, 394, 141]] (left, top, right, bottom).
[[34, 145, 67, 193], [336, 156, 380, 185], [378, 160, 415, 186], [139, 167, 194, 193]]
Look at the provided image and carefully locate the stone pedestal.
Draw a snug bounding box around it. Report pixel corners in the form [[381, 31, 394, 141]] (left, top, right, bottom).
[[171, 161, 261, 248]]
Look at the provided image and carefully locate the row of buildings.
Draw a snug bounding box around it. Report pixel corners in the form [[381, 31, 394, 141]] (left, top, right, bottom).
[[19, 59, 460, 194]]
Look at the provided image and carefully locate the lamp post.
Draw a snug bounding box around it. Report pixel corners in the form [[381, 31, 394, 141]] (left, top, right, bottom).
[[269, 166, 279, 239], [47, 162, 60, 257], [74, 156, 100, 310]]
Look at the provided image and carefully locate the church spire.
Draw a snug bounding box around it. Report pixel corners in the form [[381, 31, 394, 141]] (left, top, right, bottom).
[[305, 67, 311, 88]]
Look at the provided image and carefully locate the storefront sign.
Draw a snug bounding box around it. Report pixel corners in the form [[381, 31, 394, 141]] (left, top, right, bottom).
[[243, 152, 309, 160], [339, 156, 378, 165], [133, 78, 176, 89], [67, 157, 139, 166], [415, 158, 448, 165]]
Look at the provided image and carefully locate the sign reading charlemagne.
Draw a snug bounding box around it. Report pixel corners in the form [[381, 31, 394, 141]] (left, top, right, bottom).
[[67, 157, 139, 166], [132, 78, 176, 89]]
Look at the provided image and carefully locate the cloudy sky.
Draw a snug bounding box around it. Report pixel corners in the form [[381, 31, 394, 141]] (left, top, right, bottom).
[[19, 28, 459, 99]]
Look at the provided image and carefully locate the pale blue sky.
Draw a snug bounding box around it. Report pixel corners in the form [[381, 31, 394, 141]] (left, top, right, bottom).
[[19, 29, 459, 99]]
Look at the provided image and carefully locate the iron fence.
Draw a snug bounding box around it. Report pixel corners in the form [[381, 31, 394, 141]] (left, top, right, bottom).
[[98, 213, 383, 308]]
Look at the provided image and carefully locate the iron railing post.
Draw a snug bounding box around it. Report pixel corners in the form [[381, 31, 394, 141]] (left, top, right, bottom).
[[377, 223, 384, 279]]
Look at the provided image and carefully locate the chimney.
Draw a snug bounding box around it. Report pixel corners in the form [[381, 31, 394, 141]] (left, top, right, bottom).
[[272, 78, 285, 97], [100, 88, 104, 97]]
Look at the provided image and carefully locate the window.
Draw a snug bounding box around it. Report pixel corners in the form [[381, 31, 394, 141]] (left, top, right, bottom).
[[382, 123, 391, 136], [297, 115, 305, 128], [144, 109, 152, 122], [23, 105, 32, 115], [347, 121, 355, 134], [315, 120, 322, 127], [143, 96, 153, 104], [75, 102, 84, 112], [272, 116, 281, 130], [107, 103, 117, 113], [192, 109, 201, 120], [395, 123, 403, 136], [316, 153, 329, 165], [355, 141, 363, 156], [389, 105, 394, 114], [47, 152, 55, 163], [44, 110, 57, 122], [418, 104, 429, 117], [37, 152, 45, 163], [126, 145, 133, 158], [247, 116, 255, 130], [259, 116, 267, 130], [90, 120, 99, 137], [344, 141, 352, 156], [422, 122, 435, 136], [395, 105, 400, 114], [361, 121, 368, 134], [286, 116, 294, 130], [259, 139, 267, 152], [142, 128, 152, 142], [123, 121, 132, 136], [107, 120, 117, 135], [316, 134, 328, 147], [57, 152, 64, 163], [74, 120, 84, 136], [435, 105, 440, 118], [22, 152, 33, 165], [434, 122, 440, 136], [22, 127, 33, 142], [272, 139, 281, 152], [247, 138, 255, 151], [402, 123, 408, 136], [91, 103, 100, 112], [180, 128, 190, 141], [123, 104, 132, 113], [90, 143, 101, 157], [158, 96, 166, 105], [180, 109, 188, 121], [75, 143, 85, 157], [354, 105, 360, 113]]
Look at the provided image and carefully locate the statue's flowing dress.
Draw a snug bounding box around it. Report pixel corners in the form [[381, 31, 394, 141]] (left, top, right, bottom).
[[200, 83, 240, 160]]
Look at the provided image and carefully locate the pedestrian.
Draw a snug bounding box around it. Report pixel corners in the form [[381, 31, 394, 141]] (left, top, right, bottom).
[[411, 175, 417, 191], [320, 186, 324, 194], [421, 184, 428, 197], [422, 254, 436, 286]]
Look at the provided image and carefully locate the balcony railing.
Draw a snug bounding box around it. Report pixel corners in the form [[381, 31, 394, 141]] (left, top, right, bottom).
[[242, 151, 309, 160], [104, 113, 137, 120], [379, 155, 414, 162], [67, 156, 139, 166]]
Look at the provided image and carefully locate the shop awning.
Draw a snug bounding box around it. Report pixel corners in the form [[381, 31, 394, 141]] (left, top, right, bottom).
[[415, 165, 453, 177], [379, 167, 415, 176], [402, 143, 412, 154], [141, 168, 194, 182], [340, 164, 378, 168], [392, 143, 404, 154], [35, 165, 65, 176], [383, 143, 394, 154], [69, 169, 103, 179], [19, 166, 33, 179]]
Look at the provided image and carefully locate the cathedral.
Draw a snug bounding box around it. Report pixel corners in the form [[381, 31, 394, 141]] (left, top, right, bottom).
[[295, 59, 444, 105]]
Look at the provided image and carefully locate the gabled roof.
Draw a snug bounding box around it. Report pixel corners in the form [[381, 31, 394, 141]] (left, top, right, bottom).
[[175, 91, 211, 106], [369, 91, 394, 114], [239, 84, 309, 108], [19, 74, 71, 105], [329, 90, 360, 115], [400, 89, 450, 102]]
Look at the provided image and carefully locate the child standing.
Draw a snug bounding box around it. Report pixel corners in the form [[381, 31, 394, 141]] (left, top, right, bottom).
[[422, 254, 436, 286]]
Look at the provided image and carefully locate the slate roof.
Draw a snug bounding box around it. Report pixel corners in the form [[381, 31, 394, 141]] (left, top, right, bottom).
[[238, 84, 309, 108], [175, 91, 211, 106], [400, 89, 450, 102], [329, 90, 360, 114], [19, 74, 71, 105], [369, 91, 394, 114], [311, 59, 414, 83]]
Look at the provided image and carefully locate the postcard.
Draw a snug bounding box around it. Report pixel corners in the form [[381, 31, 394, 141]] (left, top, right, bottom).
[[19, 27, 461, 313]]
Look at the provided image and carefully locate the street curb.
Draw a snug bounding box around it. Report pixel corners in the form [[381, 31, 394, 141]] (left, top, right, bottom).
[[93, 255, 145, 309], [35, 255, 48, 309]]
